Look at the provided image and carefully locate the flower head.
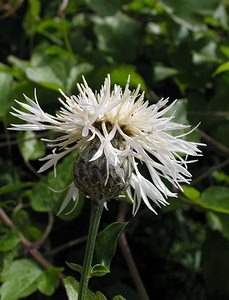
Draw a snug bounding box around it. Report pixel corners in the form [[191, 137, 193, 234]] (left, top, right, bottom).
[[10, 75, 203, 214]]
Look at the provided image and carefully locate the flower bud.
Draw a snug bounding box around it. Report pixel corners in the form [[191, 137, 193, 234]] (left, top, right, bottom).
[[74, 138, 130, 201]]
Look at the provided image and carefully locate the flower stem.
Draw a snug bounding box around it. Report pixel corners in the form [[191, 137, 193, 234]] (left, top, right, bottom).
[[78, 200, 104, 300]]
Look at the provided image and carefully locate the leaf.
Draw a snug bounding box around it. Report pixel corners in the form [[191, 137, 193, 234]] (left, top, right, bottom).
[[25, 51, 77, 92], [192, 42, 219, 64], [30, 152, 84, 216], [112, 296, 127, 300], [0, 229, 20, 252], [37, 268, 63, 296], [0, 182, 34, 196], [94, 12, 140, 63], [213, 61, 229, 76], [90, 264, 110, 277], [213, 171, 229, 183], [207, 212, 229, 240], [63, 276, 108, 299], [95, 222, 127, 272], [90, 65, 146, 91], [220, 46, 229, 58], [190, 186, 229, 214], [0, 72, 14, 119], [63, 277, 79, 300], [200, 187, 229, 213], [18, 131, 45, 161], [66, 261, 82, 274], [26, 66, 64, 90], [154, 64, 178, 81], [110, 65, 146, 90], [13, 207, 42, 242], [12, 209, 30, 230], [94, 291, 108, 299], [182, 185, 200, 201], [165, 99, 199, 142], [66, 63, 93, 92], [0, 259, 42, 300], [29, 183, 52, 212], [86, 0, 131, 16], [8, 55, 29, 73], [160, 0, 219, 29]]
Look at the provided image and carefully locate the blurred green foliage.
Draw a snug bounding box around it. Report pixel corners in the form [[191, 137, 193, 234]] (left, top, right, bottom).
[[0, 0, 229, 299]]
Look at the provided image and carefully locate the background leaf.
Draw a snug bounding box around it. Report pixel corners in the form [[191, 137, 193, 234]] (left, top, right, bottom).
[[0, 72, 14, 119], [94, 12, 140, 63], [194, 187, 229, 214], [0, 259, 42, 300], [0, 229, 20, 252], [37, 268, 63, 296], [18, 131, 45, 161]]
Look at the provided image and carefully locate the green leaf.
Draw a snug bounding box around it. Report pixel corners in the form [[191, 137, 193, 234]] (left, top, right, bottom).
[[0, 182, 34, 196], [182, 185, 200, 201], [86, 0, 131, 16], [94, 12, 140, 63], [18, 131, 45, 161], [12, 209, 30, 230], [25, 51, 77, 92], [213, 61, 229, 76], [165, 99, 199, 142], [0, 229, 20, 252], [66, 63, 93, 93], [94, 291, 108, 299], [90, 65, 146, 91], [191, 187, 229, 214], [63, 276, 99, 300], [192, 42, 219, 64], [0, 72, 14, 119], [112, 296, 127, 300], [90, 264, 110, 277], [207, 212, 229, 240], [110, 65, 146, 90], [63, 276, 98, 300], [66, 261, 82, 274], [95, 222, 127, 272], [26, 65, 63, 90], [160, 0, 219, 29], [30, 152, 84, 216], [29, 182, 53, 212], [13, 209, 42, 241], [154, 64, 178, 81], [0, 259, 42, 300], [8, 55, 29, 73], [220, 45, 229, 58], [37, 268, 63, 296], [213, 171, 229, 183], [63, 277, 79, 300], [201, 187, 229, 213]]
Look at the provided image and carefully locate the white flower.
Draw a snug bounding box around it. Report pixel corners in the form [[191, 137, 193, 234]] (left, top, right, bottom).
[[10, 75, 203, 214]]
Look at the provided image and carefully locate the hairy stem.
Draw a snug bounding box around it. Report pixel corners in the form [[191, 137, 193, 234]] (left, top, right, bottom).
[[78, 200, 104, 300]]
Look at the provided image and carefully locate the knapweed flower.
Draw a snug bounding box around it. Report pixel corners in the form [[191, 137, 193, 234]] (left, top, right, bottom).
[[10, 75, 203, 214]]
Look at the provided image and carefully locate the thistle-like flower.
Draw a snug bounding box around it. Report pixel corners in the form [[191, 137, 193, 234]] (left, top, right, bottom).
[[10, 75, 203, 214]]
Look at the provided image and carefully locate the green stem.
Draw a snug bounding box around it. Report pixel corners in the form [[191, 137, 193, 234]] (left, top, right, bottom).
[[78, 200, 104, 300]]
